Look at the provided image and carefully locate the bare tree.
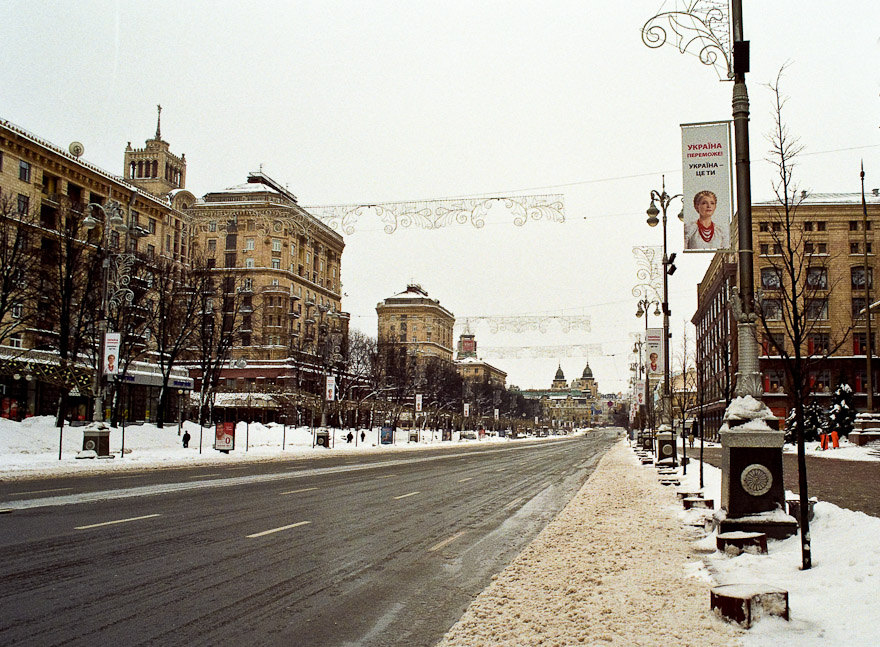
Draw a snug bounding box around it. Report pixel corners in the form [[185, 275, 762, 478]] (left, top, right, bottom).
[[0, 195, 39, 346], [672, 323, 697, 474], [149, 256, 204, 427], [754, 68, 854, 569]]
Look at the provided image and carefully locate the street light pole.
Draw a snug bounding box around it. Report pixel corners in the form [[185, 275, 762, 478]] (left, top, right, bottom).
[[862, 162, 874, 411], [646, 176, 682, 466]]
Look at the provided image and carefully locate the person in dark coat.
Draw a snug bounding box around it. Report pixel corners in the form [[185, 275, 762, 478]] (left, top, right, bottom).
[[182, 431, 191, 448], [360, 431, 366, 443], [346, 431, 354, 443]]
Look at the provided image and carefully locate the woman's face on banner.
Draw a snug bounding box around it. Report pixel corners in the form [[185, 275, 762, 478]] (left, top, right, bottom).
[[696, 194, 717, 220]]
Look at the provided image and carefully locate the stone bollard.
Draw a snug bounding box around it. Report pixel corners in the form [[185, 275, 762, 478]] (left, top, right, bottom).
[[710, 583, 789, 628]]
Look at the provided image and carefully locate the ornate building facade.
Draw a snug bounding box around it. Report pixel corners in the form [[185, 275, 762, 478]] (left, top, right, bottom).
[[376, 284, 455, 362], [523, 363, 599, 428]]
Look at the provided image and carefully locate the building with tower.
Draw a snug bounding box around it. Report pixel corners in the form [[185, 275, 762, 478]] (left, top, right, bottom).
[[523, 362, 600, 428]]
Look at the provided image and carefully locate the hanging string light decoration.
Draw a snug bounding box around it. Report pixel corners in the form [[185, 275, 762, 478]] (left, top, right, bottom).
[[306, 194, 565, 235], [457, 315, 590, 335]]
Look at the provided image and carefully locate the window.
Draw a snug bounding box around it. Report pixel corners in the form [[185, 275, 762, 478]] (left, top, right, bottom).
[[762, 298, 783, 321], [764, 369, 786, 393], [241, 333, 251, 347], [772, 222, 782, 232], [208, 221, 217, 232], [760, 244, 769, 255], [806, 298, 828, 320], [147, 244, 155, 258], [803, 221, 813, 232], [806, 242, 828, 255], [762, 332, 785, 355], [850, 221, 859, 231], [19, 160, 30, 182], [809, 370, 831, 393], [854, 332, 875, 355], [807, 333, 830, 355], [166, 234, 171, 251], [11, 304, 22, 318], [761, 267, 782, 289], [272, 239, 282, 252], [243, 278, 253, 291], [852, 266, 874, 290], [759, 222, 769, 232], [208, 239, 217, 252], [17, 194, 29, 216], [245, 237, 255, 250], [271, 278, 279, 286], [853, 297, 867, 318], [9, 333, 22, 348], [806, 267, 828, 289], [245, 258, 255, 268], [271, 258, 280, 269], [148, 218, 156, 234], [851, 243, 861, 254], [817, 221, 826, 232]]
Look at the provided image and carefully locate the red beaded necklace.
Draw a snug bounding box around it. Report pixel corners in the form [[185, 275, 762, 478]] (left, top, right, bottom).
[[697, 220, 714, 242]]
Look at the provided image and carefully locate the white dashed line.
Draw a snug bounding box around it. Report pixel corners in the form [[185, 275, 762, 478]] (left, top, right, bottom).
[[394, 491, 420, 500], [279, 487, 318, 495], [75, 514, 161, 530], [428, 531, 466, 552], [247, 520, 311, 538]]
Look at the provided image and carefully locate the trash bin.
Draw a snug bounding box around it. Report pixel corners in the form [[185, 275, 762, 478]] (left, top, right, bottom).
[[315, 429, 330, 448]]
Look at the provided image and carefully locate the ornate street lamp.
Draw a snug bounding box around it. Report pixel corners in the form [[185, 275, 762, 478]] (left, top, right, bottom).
[[79, 199, 134, 458], [646, 176, 682, 466]]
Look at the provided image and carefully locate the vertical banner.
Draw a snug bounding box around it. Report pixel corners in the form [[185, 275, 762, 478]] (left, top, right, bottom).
[[494, 408, 499, 421], [415, 394, 423, 412], [635, 379, 646, 406], [103, 332, 121, 375], [463, 402, 470, 417], [325, 375, 336, 401], [645, 328, 664, 377], [681, 121, 733, 252]]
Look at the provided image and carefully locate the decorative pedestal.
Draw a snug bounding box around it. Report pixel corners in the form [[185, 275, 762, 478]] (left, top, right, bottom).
[[656, 431, 677, 464], [719, 398, 797, 539], [81, 421, 111, 457]]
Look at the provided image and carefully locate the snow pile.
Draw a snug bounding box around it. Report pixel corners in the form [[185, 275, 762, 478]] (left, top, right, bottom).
[[682, 461, 880, 647], [437, 442, 740, 647], [0, 416, 565, 479]]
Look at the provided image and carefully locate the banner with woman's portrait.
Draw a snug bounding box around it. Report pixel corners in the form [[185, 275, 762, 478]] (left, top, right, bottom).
[[681, 121, 733, 252]]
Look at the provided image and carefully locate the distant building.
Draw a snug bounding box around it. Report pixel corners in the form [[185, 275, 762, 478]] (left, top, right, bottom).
[[523, 363, 599, 428], [454, 332, 507, 387], [376, 284, 455, 362]]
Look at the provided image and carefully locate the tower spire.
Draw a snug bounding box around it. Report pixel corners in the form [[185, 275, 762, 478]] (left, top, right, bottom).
[[155, 104, 162, 140]]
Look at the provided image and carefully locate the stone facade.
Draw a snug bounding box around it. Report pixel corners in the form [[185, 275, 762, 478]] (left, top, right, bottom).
[[376, 284, 455, 362]]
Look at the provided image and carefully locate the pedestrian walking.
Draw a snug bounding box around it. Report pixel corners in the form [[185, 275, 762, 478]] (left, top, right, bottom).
[[346, 431, 354, 443], [361, 430, 366, 443], [688, 432, 694, 448], [182, 430, 191, 448]]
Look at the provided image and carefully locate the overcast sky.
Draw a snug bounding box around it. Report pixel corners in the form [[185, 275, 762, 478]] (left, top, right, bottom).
[[2, 1, 878, 391]]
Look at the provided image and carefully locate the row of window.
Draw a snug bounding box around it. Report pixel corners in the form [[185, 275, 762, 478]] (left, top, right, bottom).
[[759, 220, 872, 232], [760, 265, 872, 290]]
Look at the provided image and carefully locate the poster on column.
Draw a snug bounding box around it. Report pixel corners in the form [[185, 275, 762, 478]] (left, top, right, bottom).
[[645, 328, 664, 377], [103, 332, 121, 375], [634, 379, 646, 406], [681, 121, 733, 252]]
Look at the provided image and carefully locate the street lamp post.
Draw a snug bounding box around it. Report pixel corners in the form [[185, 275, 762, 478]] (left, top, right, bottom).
[[635, 298, 660, 449], [646, 176, 682, 467], [80, 199, 133, 457]]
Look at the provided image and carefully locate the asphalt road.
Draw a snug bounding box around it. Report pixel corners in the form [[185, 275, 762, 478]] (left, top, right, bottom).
[[0, 431, 618, 647]]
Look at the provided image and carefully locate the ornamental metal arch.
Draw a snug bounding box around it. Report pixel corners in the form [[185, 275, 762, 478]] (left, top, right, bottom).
[[306, 194, 565, 235]]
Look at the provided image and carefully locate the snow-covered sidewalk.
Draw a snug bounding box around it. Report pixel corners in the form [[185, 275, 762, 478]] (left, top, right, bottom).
[[437, 439, 880, 647], [436, 440, 741, 647]]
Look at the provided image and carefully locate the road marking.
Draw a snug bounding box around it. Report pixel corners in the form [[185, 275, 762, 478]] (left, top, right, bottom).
[[428, 531, 466, 552], [279, 487, 318, 495], [394, 491, 420, 500], [12, 487, 73, 496], [377, 474, 396, 479], [495, 468, 506, 472], [247, 520, 311, 538], [503, 497, 524, 511], [188, 473, 221, 479], [457, 477, 473, 483], [75, 514, 161, 530]]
